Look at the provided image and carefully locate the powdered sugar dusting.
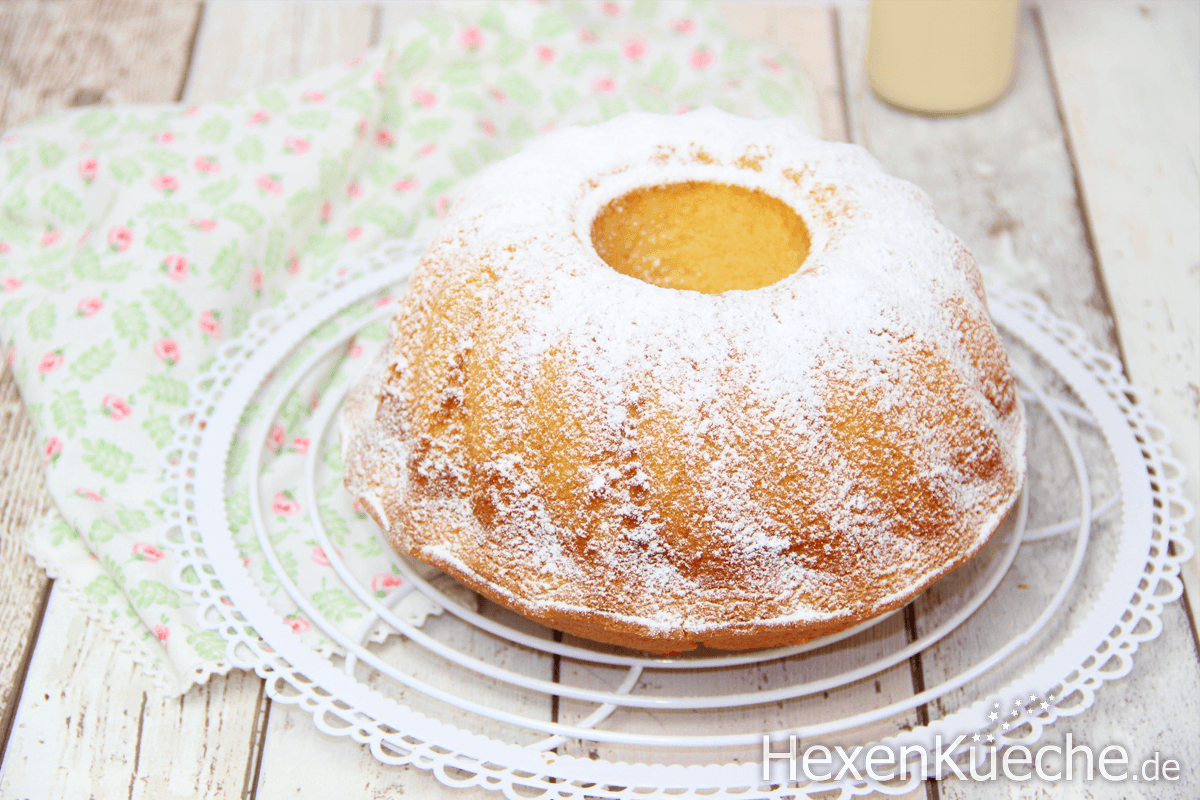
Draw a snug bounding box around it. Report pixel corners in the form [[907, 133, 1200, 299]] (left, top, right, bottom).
[[341, 109, 1026, 652]]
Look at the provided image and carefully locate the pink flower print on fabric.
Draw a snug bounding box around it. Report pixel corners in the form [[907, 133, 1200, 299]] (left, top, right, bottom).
[[536, 46, 556, 63], [287, 250, 300, 275], [108, 226, 133, 252], [375, 128, 396, 148], [77, 296, 103, 316], [371, 573, 403, 595], [311, 547, 335, 567], [345, 226, 363, 241], [40, 229, 60, 247], [600, 1, 623, 16], [268, 425, 286, 452], [76, 488, 104, 502], [392, 178, 419, 192], [690, 47, 715, 69], [154, 338, 180, 364], [38, 352, 63, 373], [411, 87, 437, 108], [154, 625, 169, 650], [154, 131, 175, 145], [150, 174, 179, 193], [273, 492, 300, 517], [249, 110, 271, 125], [79, 158, 98, 182], [622, 37, 647, 61], [193, 156, 220, 173], [284, 136, 310, 154], [291, 436, 309, 454], [594, 77, 617, 93], [133, 542, 165, 562], [163, 254, 188, 281], [199, 309, 220, 338], [249, 268, 264, 293], [673, 18, 696, 34], [189, 218, 217, 231], [460, 26, 485, 50], [257, 174, 283, 195], [43, 437, 63, 466], [478, 118, 496, 137], [102, 394, 131, 420], [301, 90, 325, 102], [2, 276, 21, 292], [287, 617, 311, 634]]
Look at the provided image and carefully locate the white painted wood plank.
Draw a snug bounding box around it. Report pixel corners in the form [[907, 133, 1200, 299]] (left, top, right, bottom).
[[1039, 0, 1200, 632], [839, 3, 1200, 797], [254, 597, 554, 800], [556, 617, 924, 800], [0, 584, 265, 800], [182, 0, 378, 104]]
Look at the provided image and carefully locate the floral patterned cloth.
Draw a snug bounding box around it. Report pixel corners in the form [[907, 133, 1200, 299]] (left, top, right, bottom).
[[0, 0, 817, 694]]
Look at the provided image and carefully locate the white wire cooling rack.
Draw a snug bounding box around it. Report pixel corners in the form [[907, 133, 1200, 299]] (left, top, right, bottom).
[[160, 238, 1194, 797]]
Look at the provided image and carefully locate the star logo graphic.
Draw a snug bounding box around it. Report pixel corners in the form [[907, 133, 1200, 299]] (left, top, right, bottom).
[[972, 733, 980, 742], [1002, 721, 1011, 730], [989, 712, 998, 721], [986, 734, 995, 743]]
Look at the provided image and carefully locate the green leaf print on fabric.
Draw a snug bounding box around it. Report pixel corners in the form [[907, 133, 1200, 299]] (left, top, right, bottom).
[[27, 301, 56, 341], [141, 414, 174, 449], [72, 246, 132, 282], [185, 628, 227, 661], [115, 504, 151, 533], [532, 9, 572, 37], [319, 505, 350, 547], [287, 111, 330, 129], [257, 87, 289, 114], [40, 183, 85, 225], [219, 203, 264, 232], [198, 176, 239, 204], [396, 37, 434, 77], [109, 156, 144, 185], [141, 148, 187, 170], [140, 374, 190, 405], [38, 140, 65, 169], [50, 389, 86, 436], [145, 223, 186, 252], [83, 575, 122, 606], [81, 438, 135, 482], [130, 579, 180, 609], [141, 201, 189, 219], [48, 518, 79, 546], [5, 148, 29, 181], [209, 241, 242, 290], [113, 301, 150, 349], [69, 339, 115, 381], [144, 286, 191, 329], [312, 579, 362, 623], [757, 77, 793, 115], [198, 116, 231, 144], [233, 136, 265, 163], [497, 74, 542, 107], [71, 108, 119, 138], [89, 518, 119, 544]]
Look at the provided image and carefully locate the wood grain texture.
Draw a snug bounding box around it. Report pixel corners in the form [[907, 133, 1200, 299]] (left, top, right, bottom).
[[0, 0, 201, 131], [0, 362, 52, 759], [1038, 0, 1200, 631], [0, 584, 267, 800], [839, 3, 1200, 797], [182, 0, 379, 104]]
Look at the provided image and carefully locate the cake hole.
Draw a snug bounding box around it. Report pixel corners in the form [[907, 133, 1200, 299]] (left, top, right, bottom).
[[591, 181, 810, 293]]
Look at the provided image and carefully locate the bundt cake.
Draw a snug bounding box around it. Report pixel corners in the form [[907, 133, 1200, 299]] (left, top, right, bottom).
[[341, 109, 1025, 653]]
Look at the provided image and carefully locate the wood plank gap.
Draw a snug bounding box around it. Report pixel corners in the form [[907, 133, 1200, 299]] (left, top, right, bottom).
[[1178, 581, 1200, 664], [176, 1, 205, 102], [902, 605, 939, 800], [241, 684, 271, 800], [127, 692, 148, 800], [0, 577, 51, 771], [1029, 4, 1125, 370], [830, 6, 854, 143], [369, 4, 383, 48]]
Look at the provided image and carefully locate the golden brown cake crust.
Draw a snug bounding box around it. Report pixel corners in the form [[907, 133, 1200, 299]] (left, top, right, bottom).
[[341, 109, 1026, 653]]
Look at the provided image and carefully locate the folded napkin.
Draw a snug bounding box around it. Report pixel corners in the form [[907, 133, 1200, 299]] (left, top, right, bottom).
[[0, 0, 818, 694]]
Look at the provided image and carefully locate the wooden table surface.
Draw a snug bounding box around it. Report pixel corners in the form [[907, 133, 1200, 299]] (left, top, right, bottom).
[[0, 2, 1196, 798]]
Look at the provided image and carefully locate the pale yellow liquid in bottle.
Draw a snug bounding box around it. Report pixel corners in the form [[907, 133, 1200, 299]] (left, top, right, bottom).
[[591, 182, 810, 294], [867, 0, 1020, 115]]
